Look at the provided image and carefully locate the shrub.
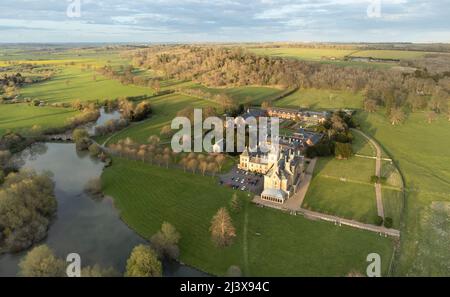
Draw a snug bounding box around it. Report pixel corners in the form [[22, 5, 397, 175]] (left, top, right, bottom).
[[384, 217, 393, 229], [374, 216, 384, 226]]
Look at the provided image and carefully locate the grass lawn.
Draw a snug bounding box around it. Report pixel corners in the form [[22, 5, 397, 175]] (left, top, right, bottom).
[[303, 176, 378, 225], [20, 66, 153, 103], [356, 111, 450, 276], [275, 88, 364, 109], [0, 104, 79, 136], [382, 189, 404, 229], [102, 158, 394, 276], [352, 131, 376, 157], [105, 93, 217, 145], [247, 206, 393, 276], [188, 84, 285, 105], [313, 156, 375, 184]]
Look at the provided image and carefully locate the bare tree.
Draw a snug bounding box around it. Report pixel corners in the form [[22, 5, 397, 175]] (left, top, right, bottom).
[[210, 208, 236, 247]]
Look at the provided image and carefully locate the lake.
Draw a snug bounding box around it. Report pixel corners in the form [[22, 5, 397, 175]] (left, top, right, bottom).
[[0, 142, 208, 277]]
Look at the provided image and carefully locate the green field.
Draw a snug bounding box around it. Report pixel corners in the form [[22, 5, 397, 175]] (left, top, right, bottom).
[[275, 88, 364, 109], [352, 131, 376, 157], [0, 104, 79, 136], [249, 47, 395, 68], [188, 84, 285, 105], [20, 67, 153, 103], [349, 50, 427, 60], [303, 155, 380, 225], [102, 158, 394, 276], [249, 47, 354, 61], [356, 111, 450, 276], [104, 93, 217, 145]]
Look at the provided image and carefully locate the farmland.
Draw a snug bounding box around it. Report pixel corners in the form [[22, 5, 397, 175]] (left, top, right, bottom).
[[20, 66, 152, 104], [0, 104, 79, 136]]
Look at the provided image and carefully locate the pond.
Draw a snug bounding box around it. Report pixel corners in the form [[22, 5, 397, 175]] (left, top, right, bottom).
[[86, 107, 122, 136], [0, 143, 208, 277]]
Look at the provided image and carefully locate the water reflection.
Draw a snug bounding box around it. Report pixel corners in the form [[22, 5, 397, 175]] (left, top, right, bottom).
[[0, 143, 208, 277]]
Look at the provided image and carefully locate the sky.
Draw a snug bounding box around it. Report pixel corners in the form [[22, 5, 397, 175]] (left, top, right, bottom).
[[0, 0, 449, 43]]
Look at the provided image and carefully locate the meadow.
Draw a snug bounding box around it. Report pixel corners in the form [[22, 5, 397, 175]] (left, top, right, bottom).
[[188, 84, 286, 105], [20, 66, 152, 103], [102, 157, 394, 276], [0, 104, 79, 136], [274, 88, 364, 110], [349, 50, 428, 60], [248, 47, 395, 68], [356, 111, 450, 276], [249, 47, 355, 61], [104, 92, 217, 145]]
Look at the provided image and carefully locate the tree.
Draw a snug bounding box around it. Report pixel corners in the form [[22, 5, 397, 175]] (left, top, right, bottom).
[[88, 143, 101, 157], [210, 208, 236, 247], [187, 159, 198, 174], [389, 108, 405, 125], [0, 150, 12, 168], [160, 125, 173, 138], [215, 154, 226, 172], [125, 245, 162, 277], [19, 245, 65, 277], [374, 216, 384, 227], [72, 128, 89, 143], [0, 170, 57, 253], [72, 99, 82, 110], [426, 111, 437, 124], [384, 217, 393, 229], [207, 162, 218, 177], [150, 222, 181, 260], [199, 161, 208, 176], [84, 178, 103, 199], [363, 99, 377, 113], [229, 193, 242, 213]]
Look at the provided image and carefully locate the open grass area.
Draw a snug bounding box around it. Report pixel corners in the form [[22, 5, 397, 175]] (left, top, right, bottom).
[[248, 47, 394, 68], [20, 67, 152, 103], [349, 50, 428, 60], [352, 131, 376, 157], [0, 104, 79, 136], [356, 111, 450, 276], [313, 156, 375, 184], [102, 158, 394, 276], [249, 47, 355, 61], [105, 93, 217, 144], [303, 176, 378, 225], [274, 88, 364, 109], [188, 84, 285, 105], [382, 189, 404, 229]]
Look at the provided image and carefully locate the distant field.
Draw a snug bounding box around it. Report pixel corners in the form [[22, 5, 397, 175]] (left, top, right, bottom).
[[349, 50, 428, 60], [249, 47, 395, 68], [249, 47, 354, 61], [275, 88, 364, 109], [20, 67, 152, 103], [102, 158, 394, 276], [356, 111, 450, 276], [189, 84, 285, 105], [0, 104, 79, 136]]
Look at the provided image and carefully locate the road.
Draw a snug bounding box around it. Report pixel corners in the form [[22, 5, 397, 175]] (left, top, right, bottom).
[[351, 128, 385, 218]]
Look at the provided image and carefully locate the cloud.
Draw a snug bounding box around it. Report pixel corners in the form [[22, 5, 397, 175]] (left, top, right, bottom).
[[0, 0, 448, 42]]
